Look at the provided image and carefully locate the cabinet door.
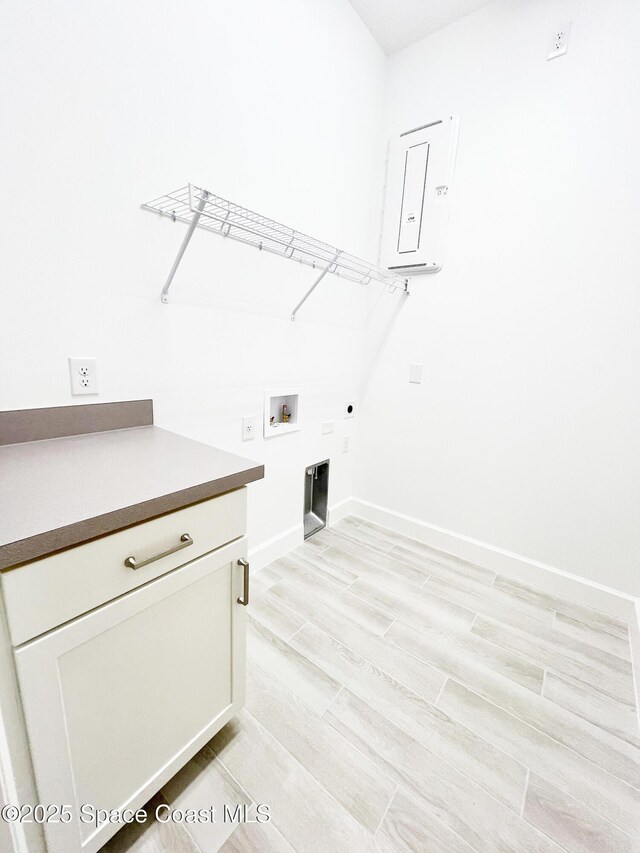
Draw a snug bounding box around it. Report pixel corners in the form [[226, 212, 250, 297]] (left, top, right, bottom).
[[14, 538, 247, 853]]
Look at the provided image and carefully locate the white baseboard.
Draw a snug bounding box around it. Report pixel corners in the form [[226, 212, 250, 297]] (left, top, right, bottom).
[[630, 602, 640, 734], [248, 523, 303, 572], [328, 497, 355, 526], [349, 498, 637, 622]]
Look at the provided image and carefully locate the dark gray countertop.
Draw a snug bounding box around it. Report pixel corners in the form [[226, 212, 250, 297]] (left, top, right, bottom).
[[0, 425, 264, 570]]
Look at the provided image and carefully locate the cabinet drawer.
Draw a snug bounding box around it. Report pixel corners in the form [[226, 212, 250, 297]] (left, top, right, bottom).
[[1, 488, 246, 646]]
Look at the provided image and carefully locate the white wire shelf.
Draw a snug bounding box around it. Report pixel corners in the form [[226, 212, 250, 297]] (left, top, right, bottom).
[[142, 183, 408, 317]]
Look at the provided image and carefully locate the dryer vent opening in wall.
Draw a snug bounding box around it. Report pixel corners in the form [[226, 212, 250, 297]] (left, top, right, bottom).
[[381, 116, 459, 275], [304, 460, 329, 540]]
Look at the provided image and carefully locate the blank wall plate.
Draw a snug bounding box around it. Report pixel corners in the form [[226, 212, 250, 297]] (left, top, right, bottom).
[[547, 23, 571, 60], [322, 421, 334, 435], [68, 357, 98, 395], [409, 363, 423, 384]]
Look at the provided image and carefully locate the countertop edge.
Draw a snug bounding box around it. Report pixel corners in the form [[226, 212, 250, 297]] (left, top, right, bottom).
[[0, 463, 264, 571]]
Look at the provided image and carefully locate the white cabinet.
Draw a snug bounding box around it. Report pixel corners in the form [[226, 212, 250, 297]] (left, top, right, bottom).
[[8, 496, 248, 853]]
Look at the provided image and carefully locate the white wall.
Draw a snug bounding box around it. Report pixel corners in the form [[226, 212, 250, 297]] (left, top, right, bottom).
[[357, 0, 640, 596], [0, 0, 388, 554]]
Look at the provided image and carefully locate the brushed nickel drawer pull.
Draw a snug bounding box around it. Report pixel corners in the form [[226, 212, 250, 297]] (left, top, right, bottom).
[[237, 558, 249, 606], [124, 533, 193, 570]]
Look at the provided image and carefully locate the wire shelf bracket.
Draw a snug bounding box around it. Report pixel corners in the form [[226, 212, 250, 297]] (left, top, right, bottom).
[[142, 184, 409, 317]]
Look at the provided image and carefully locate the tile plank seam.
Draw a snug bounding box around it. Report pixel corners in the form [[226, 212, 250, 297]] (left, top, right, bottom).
[[433, 676, 449, 707], [321, 688, 556, 852], [520, 768, 531, 817], [262, 581, 448, 700], [332, 578, 550, 695], [242, 705, 392, 838], [285, 622, 531, 817], [471, 612, 635, 682], [470, 618, 636, 708], [371, 782, 400, 836], [372, 785, 485, 853], [439, 676, 640, 801], [492, 576, 630, 636], [463, 624, 636, 748], [246, 661, 397, 835]]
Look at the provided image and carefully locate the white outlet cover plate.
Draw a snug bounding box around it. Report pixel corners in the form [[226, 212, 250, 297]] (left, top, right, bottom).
[[322, 421, 334, 435], [242, 415, 256, 441], [547, 22, 571, 60], [68, 357, 98, 396]]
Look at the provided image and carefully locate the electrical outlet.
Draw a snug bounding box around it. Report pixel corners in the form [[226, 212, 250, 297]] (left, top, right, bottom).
[[547, 23, 571, 60], [344, 401, 355, 419], [342, 436, 350, 453], [242, 415, 256, 441], [68, 358, 98, 395]]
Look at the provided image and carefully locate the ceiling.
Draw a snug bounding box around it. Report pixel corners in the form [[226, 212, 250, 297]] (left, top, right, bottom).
[[347, 0, 494, 54]]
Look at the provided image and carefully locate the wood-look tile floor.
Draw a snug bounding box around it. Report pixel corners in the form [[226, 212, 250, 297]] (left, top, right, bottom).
[[104, 517, 640, 853]]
